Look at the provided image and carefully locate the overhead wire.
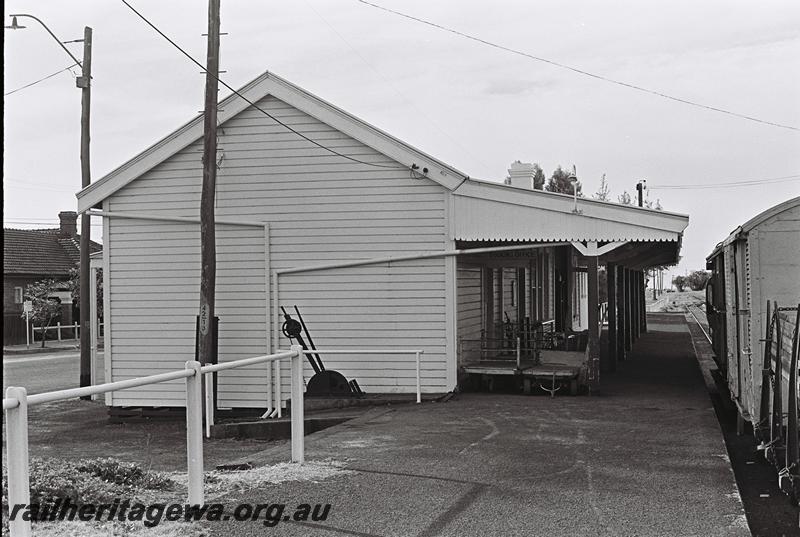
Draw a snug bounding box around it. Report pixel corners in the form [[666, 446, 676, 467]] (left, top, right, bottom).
[[4, 63, 79, 97], [119, 0, 406, 170], [356, 0, 799, 132], [649, 174, 800, 190], [302, 0, 493, 173]]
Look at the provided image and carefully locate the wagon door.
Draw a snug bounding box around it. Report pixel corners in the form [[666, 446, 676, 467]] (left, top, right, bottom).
[[724, 244, 740, 399], [706, 253, 728, 374]]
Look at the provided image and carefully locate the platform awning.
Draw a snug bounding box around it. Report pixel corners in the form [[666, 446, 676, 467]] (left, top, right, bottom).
[[452, 180, 689, 268]]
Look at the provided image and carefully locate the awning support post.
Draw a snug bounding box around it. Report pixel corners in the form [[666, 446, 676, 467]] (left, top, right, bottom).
[[587, 255, 600, 393], [605, 262, 617, 372]]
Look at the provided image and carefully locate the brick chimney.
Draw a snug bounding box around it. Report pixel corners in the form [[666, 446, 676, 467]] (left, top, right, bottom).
[[508, 161, 536, 189], [58, 211, 78, 237]]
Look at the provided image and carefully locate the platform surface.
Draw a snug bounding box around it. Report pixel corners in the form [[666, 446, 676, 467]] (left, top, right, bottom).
[[209, 313, 748, 537]]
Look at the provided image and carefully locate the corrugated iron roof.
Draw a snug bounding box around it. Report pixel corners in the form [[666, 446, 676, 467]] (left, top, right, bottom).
[[453, 180, 688, 244]]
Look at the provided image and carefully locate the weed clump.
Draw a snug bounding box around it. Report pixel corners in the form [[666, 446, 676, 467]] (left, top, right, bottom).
[[2, 457, 177, 529]]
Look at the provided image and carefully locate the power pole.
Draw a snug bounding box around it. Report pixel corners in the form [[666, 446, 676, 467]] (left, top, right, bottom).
[[198, 0, 221, 365], [79, 26, 93, 390]]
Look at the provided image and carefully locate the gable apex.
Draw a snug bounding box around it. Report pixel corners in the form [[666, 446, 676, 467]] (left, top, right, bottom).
[[77, 71, 468, 212]]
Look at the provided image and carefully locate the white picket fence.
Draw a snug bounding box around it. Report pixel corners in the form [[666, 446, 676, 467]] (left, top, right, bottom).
[[28, 322, 104, 342]]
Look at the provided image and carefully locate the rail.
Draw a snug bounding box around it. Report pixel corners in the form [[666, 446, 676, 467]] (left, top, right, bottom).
[[687, 306, 712, 345], [2, 346, 303, 537]]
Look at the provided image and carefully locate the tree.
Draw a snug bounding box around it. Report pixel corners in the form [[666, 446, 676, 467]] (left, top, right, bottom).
[[672, 275, 687, 292], [643, 195, 663, 210], [532, 163, 546, 190], [618, 191, 633, 205], [546, 165, 582, 196], [23, 279, 63, 348], [593, 174, 611, 201], [686, 270, 710, 291], [68, 266, 103, 321]]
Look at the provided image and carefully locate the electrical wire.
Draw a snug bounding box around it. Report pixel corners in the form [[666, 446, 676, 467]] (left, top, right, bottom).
[[356, 0, 799, 132], [119, 0, 406, 170], [4, 64, 79, 97], [303, 0, 492, 173], [649, 174, 800, 190]]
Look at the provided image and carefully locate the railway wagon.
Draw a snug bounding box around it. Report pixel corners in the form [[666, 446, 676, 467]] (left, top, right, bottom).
[[705, 196, 799, 499]]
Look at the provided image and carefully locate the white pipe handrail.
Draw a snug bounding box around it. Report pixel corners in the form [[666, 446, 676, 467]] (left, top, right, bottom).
[[2, 345, 305, 537], [4, 343, 428, 536], [200, 350, 296, 374], [201, 347, 426, 437], [276, 242, 571, 276], [25, 369, 195, 406]]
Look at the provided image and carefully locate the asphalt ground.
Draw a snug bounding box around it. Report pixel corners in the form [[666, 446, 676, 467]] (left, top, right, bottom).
[[3, 348, 104, 394], [205, 313, 748, 537]]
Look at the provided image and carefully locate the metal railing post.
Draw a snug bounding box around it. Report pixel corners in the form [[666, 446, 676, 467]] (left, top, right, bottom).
[[185, 361, 204, 505], [204, 373, 214, 439], [416, 351, 422, 403], [5, 386, 31, 537], [290, 345, 304, 463], [276, 360, 282, 418], [516, 336, 521, 369], [57, 322, 62, 341]]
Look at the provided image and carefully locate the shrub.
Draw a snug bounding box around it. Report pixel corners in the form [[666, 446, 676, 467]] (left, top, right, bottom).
[[2, 457, 176, 526]]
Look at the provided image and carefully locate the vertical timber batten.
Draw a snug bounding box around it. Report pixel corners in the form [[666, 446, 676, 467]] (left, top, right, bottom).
[[263, 223, 272, 411], [445, 192, 457, 390], [102, 200, 112, 406]]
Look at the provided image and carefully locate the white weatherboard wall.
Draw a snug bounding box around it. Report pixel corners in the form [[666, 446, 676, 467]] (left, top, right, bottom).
[[105, 94, 449, 407], [107, 219, 267, 408]]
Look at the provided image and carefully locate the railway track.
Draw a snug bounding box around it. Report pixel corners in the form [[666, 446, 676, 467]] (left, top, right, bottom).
[[686, 303, 711, 345]]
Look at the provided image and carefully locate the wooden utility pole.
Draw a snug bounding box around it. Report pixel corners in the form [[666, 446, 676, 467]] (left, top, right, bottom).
[[78, 26, 93, 389], [198, 0, 221, 365]]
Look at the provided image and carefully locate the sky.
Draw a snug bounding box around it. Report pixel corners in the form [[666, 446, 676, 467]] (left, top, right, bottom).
[[4, 0, 800, 283]]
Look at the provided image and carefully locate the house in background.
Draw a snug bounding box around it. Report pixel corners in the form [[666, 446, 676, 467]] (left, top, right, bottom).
[[77, 71, 688, 412], [3, 211, 102, 344]]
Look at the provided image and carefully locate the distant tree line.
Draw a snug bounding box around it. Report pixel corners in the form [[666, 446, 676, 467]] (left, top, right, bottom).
[[672, 271, 710, 292]]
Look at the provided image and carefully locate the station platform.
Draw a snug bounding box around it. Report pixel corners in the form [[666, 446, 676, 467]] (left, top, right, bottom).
[[211, 313, 748, 536]]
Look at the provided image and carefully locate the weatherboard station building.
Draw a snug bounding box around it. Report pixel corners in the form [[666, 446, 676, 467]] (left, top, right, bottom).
[[77, 71, 689, 412]]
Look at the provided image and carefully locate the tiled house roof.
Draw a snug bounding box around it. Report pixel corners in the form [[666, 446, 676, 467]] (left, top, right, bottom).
[[3, 228, 102, 277]]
